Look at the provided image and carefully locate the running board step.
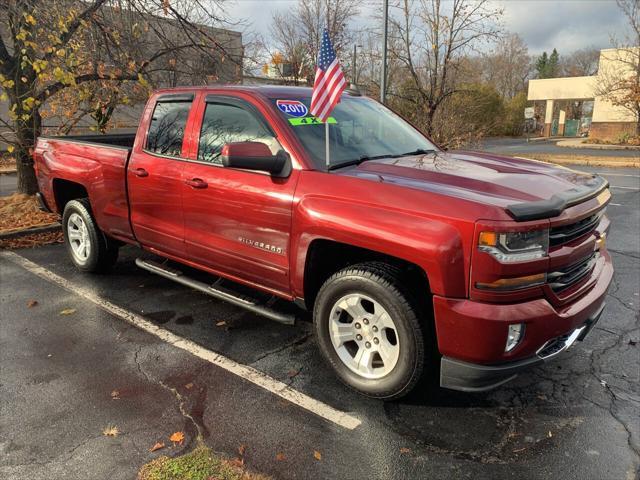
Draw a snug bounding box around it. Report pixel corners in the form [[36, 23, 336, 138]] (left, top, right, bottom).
[[135, 258, 295, 325]]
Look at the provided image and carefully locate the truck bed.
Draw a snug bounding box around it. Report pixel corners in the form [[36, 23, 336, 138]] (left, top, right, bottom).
[[34, 133, 136, 242]]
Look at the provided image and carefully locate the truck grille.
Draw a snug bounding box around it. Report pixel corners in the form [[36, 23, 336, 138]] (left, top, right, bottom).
[[549, 212, 602, 246], [548, 253, 598, 293]]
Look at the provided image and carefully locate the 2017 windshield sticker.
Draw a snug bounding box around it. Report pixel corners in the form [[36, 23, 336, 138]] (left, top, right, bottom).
[[289, 116, 337, 126], [276, 99, 308, 117]]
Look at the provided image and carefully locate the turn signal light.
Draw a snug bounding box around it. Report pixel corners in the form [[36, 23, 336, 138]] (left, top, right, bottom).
[[475, 273, 546, 291]]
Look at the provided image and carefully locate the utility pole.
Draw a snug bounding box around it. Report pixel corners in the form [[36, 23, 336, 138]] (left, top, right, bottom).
[[380, 0, 389, 104], [352, 44, 357, 84]]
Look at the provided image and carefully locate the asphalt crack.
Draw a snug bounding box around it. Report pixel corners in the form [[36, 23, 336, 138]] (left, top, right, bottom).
[[133, 345, 204, 443], [249, 332, 313, 365], [609, 249, 640, 260]]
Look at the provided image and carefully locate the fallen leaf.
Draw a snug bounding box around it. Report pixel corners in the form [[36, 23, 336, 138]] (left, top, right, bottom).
[[276, 452, 286, 461], [150, 442, 165, 452], [110, 390, 120, 400], [216, 321, 227, 327], [169, 431, 185, 444], [230, 457, 244, 467], [238, 444, 246, 456], [287, 368, 301, 378], [59, 308, 76, 316], [399, 447, 412, 455], [313, 450, 322, 461], [27, 299, 38, 308], [185, 382, 194, 389], [103, 425, 119, 437]]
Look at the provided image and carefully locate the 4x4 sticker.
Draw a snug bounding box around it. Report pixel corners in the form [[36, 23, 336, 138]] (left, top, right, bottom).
[[276, 99, 308, 117], [289, 116, 337, 126]]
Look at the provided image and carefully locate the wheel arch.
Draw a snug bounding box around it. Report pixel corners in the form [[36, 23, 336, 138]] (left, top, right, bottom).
[[301, 239, 432, 312], [52, 178, 89, 214]]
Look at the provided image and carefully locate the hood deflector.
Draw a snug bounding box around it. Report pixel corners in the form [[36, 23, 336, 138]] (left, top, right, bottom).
[[506, 175, 609, 221]]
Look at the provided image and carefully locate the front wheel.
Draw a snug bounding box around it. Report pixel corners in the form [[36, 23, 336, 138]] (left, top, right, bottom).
[[62, 199, 118, 273], [313, 262, 425, 400]]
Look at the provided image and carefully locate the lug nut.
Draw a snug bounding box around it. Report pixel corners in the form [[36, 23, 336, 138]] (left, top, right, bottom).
[[372, 326, 378, 333], [354, 323, 361, 329], [363, 319, 369, 325], [373, 337, 379, 345], [356, 334, 363, 341], [365, 341, 371, 348]]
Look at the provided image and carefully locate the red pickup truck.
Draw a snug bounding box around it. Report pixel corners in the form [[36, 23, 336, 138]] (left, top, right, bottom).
[[33, 86, 613, 399]]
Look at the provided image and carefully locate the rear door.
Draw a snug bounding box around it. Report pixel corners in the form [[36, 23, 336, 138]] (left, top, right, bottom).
[[181, 95, 299, 296], [128, 93, 194, 257]]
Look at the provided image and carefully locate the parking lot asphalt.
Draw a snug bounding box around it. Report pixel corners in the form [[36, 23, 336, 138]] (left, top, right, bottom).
[[1, 166, 638, 480]]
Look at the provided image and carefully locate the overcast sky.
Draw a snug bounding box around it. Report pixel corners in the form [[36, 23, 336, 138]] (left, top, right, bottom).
[[225, 0, 629, 56]]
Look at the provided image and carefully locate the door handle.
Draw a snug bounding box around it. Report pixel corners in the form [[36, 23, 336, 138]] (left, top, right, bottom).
[[185, 178, 208, 189], [133, 168, 149, 178]]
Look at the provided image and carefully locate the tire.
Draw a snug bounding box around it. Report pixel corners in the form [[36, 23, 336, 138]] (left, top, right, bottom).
[[62, 199, 119, 273], [313, 262, 426, 400]]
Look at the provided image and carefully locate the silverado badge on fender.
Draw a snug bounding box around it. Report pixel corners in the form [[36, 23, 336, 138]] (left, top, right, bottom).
[[238, 236, 284, 255]]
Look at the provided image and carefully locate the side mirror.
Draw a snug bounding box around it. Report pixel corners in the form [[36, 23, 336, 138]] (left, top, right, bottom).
[[221, 142, 291, 177]]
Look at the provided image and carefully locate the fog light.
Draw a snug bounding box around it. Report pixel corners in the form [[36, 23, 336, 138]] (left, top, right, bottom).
[[505, 324, 524, 352]]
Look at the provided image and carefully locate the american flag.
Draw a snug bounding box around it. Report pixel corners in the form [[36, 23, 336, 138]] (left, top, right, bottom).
[[310, 29, 346, 122]]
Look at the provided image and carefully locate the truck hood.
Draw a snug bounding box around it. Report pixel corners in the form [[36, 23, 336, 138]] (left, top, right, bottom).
[[338, 150, 608, 221]]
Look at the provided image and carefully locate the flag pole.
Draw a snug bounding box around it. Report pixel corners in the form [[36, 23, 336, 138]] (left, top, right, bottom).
[[325, 120, 330, 168]]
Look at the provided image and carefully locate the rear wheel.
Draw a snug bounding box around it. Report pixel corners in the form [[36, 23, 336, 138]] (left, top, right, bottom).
[[313, 262, 425, 399], [62, 199, 118, 272]]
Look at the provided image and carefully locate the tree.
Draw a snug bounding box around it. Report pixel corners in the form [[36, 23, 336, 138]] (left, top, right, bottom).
[[0, 0, 239, 195], [268, 12, 313, 85], [387, 0, 503, 139], [266, 0, 359, 85], [562, 47, 600, 76], [536, 48, 560, 78], [595, 0, 640, 136], [482, 33, 531, 99]]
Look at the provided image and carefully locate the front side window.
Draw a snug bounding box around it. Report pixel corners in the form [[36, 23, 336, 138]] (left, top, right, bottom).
[[198, 102, 279, 164], [146, 101, 191, 157]]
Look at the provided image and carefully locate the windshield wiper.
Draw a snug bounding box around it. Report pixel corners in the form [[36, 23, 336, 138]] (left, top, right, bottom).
[[390, 148, 435, 158], [327, 149, 436, 171], [327, 154, 391, 171]]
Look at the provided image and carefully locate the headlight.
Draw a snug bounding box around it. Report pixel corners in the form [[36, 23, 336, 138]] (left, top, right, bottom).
[[478, 229, 549, 263]]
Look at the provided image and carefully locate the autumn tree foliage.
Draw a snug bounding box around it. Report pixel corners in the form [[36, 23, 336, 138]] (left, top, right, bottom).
[[0, 0, 238, 194]]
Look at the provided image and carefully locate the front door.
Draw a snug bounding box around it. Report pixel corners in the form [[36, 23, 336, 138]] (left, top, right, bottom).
[[182, 97, 298, 296], [128, 95, 193, 257]]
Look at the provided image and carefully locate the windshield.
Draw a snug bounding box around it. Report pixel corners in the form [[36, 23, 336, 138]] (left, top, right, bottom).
[[270, 96, 437, 170]]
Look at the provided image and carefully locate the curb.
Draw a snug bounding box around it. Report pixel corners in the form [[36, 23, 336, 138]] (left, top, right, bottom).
[[527, 136, 564, 143], [556, 141, 640, 151], [0, 223, 61, 240], [515, 156, 639, 169]]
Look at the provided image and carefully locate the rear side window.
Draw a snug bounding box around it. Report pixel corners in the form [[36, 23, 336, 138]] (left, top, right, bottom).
[[198, 102, 278, 164], [146, 100, 191, 157]]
